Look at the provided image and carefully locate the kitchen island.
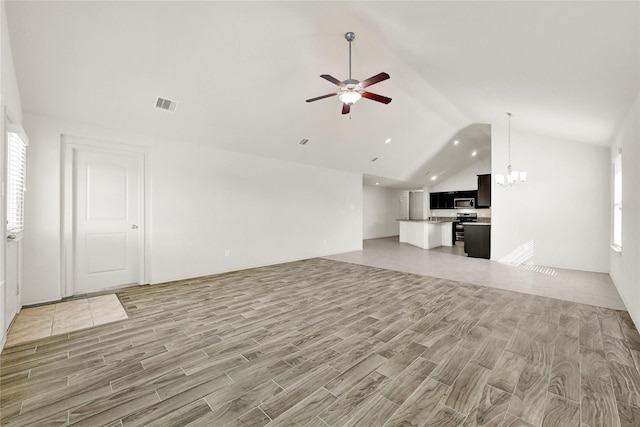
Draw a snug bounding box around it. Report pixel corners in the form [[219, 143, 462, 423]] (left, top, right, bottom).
[[398, 220, 454, 249], [464, 222, 491, 259]]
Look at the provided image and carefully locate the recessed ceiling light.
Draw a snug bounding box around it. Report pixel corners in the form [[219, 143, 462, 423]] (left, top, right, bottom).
[[454, 140, 459, 145], [472, 151, 477, 156], [375, 182, 380, 185], [431, 176, 437, 181], [384, 138, 391, 144]]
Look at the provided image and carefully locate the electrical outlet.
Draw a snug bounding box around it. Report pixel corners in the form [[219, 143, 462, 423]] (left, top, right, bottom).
[[224, 249, 230, 257]]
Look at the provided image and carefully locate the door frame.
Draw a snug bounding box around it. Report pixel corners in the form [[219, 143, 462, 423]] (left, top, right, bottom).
[[2, 107, 25, 339], [61, 135, 150, 297]]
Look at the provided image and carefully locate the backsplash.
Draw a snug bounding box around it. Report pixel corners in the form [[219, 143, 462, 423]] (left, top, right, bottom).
[[429, 208, 492, 218], [428, 216, 492, 223]]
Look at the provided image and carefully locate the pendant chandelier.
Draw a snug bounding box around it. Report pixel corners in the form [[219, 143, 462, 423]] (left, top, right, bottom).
[[495, 112, 527, 186]]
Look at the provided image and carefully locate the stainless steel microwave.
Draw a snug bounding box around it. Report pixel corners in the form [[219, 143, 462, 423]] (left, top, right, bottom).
[[454, 198, 475, 209]]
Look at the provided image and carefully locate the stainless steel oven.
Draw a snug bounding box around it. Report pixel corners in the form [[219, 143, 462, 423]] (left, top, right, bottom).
[[455, 212, 478, 242]]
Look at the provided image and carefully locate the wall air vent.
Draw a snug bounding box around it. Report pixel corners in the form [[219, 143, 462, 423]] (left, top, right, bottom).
[[155, 97, 178, 112]]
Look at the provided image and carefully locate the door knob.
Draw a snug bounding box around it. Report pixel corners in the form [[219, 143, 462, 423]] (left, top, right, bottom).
[[131, 225, 139, 229], [7, 234, 16, 240]]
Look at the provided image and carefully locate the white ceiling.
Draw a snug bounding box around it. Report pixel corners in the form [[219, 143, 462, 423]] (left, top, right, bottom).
[[5, 1, 639, 188]]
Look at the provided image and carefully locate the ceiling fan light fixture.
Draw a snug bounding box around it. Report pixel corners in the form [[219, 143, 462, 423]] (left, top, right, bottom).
[[305, 32, 391, 114], [339, 90, 362, 105]]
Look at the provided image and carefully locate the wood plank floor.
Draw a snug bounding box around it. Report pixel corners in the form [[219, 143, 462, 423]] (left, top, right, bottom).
[[2, 258, 640, 426]]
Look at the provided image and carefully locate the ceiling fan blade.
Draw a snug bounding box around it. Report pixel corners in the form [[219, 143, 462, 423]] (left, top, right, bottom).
[[320, 74, 346, 87], [306, 93, 338, 103], [359, 72, 390, 88], [342, 103, 351, 115], [362, 91, 392, 104]]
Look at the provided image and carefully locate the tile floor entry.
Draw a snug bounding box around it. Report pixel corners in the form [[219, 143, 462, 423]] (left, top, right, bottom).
[[5, 294, 128, 347]]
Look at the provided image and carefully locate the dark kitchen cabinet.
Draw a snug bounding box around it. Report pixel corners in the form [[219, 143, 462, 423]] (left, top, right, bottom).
[[457, 190, 477, 200], [464, 224, 491, 259], [477, 174, 491, 208], [429, 190, 478, 209], [443, 192, 455, 209], [430, 191, 454, 209], [429, 190, 477, 209], [429, 193, 439, 210]]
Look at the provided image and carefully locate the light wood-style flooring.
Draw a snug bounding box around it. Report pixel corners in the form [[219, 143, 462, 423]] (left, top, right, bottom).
[[2, 258, 640, 426]]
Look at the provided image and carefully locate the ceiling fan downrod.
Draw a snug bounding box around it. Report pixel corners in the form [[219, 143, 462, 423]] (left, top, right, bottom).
[[345, 32, 355, 81]]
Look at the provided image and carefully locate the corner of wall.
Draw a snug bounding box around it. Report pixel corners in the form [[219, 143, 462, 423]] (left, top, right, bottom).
[[608, 89, 640, 331]]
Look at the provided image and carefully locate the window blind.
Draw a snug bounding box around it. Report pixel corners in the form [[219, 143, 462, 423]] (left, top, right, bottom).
[[7, 130, 28, 232], [613, 153, 622, 249]]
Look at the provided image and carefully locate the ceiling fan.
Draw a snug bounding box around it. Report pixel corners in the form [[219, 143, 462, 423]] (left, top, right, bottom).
[[306, 32, 392, 115]]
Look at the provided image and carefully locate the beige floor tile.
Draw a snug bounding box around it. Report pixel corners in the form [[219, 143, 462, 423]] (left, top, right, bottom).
[[89, 295, 129, 325], [7, 293, 129, 346], [17, 305, 56, 319], [6, 323, 52, 346], [92, 310, 128, 326], [55, 299, 90, 313], [9, 318, 53, 333]]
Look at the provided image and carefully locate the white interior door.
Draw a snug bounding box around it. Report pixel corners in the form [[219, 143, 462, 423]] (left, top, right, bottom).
[[74, 149, 141, 293], [398, 197, 408, 220]]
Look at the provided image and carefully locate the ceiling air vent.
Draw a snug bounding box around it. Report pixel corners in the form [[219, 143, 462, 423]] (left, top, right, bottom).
[[155, 97, 177, 112]]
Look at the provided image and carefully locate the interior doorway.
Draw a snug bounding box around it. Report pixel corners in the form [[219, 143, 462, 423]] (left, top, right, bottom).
[[3, 119, 28, 333], [62, 136, 147, 296]]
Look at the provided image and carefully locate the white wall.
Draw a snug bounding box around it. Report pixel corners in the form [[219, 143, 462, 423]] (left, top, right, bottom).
[[609, 91, 640, 329], [1, 0, 24, 348], [491, 126, 610, 273], [1, 1, 21, 125], [21, 113, 363, 305], [430, 155, 491, 192], [363, 185, 408, 239]]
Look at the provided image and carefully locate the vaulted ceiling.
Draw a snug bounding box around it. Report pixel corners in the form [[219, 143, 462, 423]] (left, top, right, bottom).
[[5, 1, 639, 187]]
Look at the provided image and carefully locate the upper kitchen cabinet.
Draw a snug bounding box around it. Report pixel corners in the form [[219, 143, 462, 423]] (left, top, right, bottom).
[[430, 190, 477, 209], [477, 174, 491, 208], [430, 191, 454, 209]]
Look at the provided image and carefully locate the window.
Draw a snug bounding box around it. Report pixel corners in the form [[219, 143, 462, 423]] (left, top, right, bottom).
[[6, 127, 28, 232], [612, 152, 622, 250]]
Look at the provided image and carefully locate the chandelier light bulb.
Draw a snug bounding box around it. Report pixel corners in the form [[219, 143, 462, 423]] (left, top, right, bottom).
[[496, 112, 527, 187]]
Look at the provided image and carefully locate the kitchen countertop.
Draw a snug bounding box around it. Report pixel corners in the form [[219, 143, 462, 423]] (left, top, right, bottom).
[[397, 219, 451, 223], [398, 217, 491, 223], [463, 222, 491, 226]]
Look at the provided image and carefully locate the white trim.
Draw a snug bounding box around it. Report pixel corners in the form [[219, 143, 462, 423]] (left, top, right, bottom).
[[60, 135, 150, 297], [6, 123, 28, 145], [0, 279, 5, 340]]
